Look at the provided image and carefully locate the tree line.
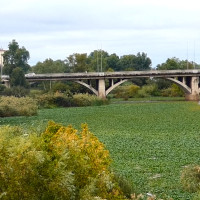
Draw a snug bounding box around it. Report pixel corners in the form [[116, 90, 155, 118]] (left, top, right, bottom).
[[1, 39, 200, 90]]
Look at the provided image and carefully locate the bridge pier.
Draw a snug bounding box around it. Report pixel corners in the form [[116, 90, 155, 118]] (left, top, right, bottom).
[[185, 77, 199, 101], [98, 79, 106, 98]]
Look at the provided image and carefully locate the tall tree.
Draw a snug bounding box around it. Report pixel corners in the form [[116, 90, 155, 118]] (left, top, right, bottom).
[[10, 67, 28, 87], [117, 52, 151, 71], [32, 59, 67, 73], [88, 50, 109, 72], [106, 53, 120, 71], [3, 40, 30, 75], [134, 52, 152, 70], [66, 53, 90, 72], [156, 57, 198, 70]]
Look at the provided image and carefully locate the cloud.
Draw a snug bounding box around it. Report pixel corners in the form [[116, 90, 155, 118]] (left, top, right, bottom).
[[0, 0, 200, 67]]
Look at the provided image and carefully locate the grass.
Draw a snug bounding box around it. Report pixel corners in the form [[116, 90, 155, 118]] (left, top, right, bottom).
[[1, 100, 200, 199]]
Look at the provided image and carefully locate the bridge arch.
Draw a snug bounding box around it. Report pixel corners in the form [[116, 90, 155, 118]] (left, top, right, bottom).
[[74, 80, 98, 96], [166, 78, 191, 94], [106, 79, 128, 96], [104, 77, 193, 98], [74, 77, 193, 97]]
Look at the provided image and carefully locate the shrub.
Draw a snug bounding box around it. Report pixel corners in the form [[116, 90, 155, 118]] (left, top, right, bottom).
[[52, 82, 71, 94], [0, 122, 129, 199], [0, 96, 38, 117], [137, 84, 160, 98], [112, 84, 140, 99], [36, 92, 73, 108], [1, 86, 30, 97], [36, 93, 108, 108], [73, 93, 109, 107], [114, 174, 136, 198], [0, 84, 6, 94], [161, 84, 184, 97], [180, 165, 200, 193]]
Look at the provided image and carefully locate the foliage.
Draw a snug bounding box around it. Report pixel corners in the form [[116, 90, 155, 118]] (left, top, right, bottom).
[[0, 86, 30, 97], [36, 93, 109, 108], [0, 122, 128, 199], [51, 82, 71, 94], [10, 67, 29, 87], [87, 50, 109, 72], [180, 165, 200, 193], [66, 53, 90, 72], [31, 50, 151, 73], [114, 174, 136, 198], [161, 84, 184, 97], [112, 84, 140, 99], [0, 96, 37, 117], [2, 40, 30, 89], [116, 53, 151, 71], [3, 39, 30, 75], [0, 84, 6, 94], [2, 101, 200, 199], [36, 92, 73, 108], [73, 93, 109, 106], [106, 53, 120, 71], [32, 59, 67, 74], [156, 57, 200, 70], [137, 84, 160, 97]]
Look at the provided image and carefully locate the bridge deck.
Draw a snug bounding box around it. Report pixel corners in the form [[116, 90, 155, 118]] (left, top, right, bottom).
[[2, 70, 200, 81]]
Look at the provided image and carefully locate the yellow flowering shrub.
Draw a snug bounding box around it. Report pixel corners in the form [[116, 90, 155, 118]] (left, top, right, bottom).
[[42, 121, 126, 199], [0, 122, 128, 199]]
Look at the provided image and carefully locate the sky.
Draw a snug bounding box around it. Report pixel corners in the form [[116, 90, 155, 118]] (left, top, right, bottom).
[[1, 0, 200, 68]]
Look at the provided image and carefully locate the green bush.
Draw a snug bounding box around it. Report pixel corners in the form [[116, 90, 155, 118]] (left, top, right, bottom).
[[0, 96, 38, 117], [73, 93, 109, 107], [161, 84, 184, 97], [36, 92, 73, 108], [36, 93, 108, 108], [0, 122, 129, 199], [0, 86, 30, 97], [52, 82, 71, 94], [112, 84, 140, 99], [137, 84, 160, 98]]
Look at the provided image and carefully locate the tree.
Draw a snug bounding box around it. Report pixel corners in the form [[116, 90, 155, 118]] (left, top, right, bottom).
[[156, 57, 198, 70], [117, 55, 136, 71], [10, 67, 28, 87], [106, 53, 120, 71], [66, 53, 90, 72], [134, 52, 152, 70], [88, 50, 109, 72], [3, 40, 30, 75], [32, 59, 67, 74], [117, 52, 151, 71]]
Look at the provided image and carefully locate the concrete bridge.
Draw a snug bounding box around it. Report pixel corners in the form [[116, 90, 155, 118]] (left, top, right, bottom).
[[2, 70, 200, 100]]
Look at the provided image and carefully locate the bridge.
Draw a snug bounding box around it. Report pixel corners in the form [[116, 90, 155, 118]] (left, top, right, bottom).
[[2, 69, 200, 100]]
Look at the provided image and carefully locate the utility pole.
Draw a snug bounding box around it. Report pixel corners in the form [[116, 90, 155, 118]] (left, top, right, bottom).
[[0, 53, 2, 79], [100, 48, 103, 72], [187, 41, 189, 69], [193, 41, 196, 69], [97, 50, 99, 72]]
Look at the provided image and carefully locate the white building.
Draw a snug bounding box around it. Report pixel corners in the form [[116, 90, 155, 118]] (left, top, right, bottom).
[[0, 49, 6, 67]]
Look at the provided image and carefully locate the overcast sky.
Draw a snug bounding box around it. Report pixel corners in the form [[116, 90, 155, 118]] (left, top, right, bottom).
[[1, 0, 200, 68]]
